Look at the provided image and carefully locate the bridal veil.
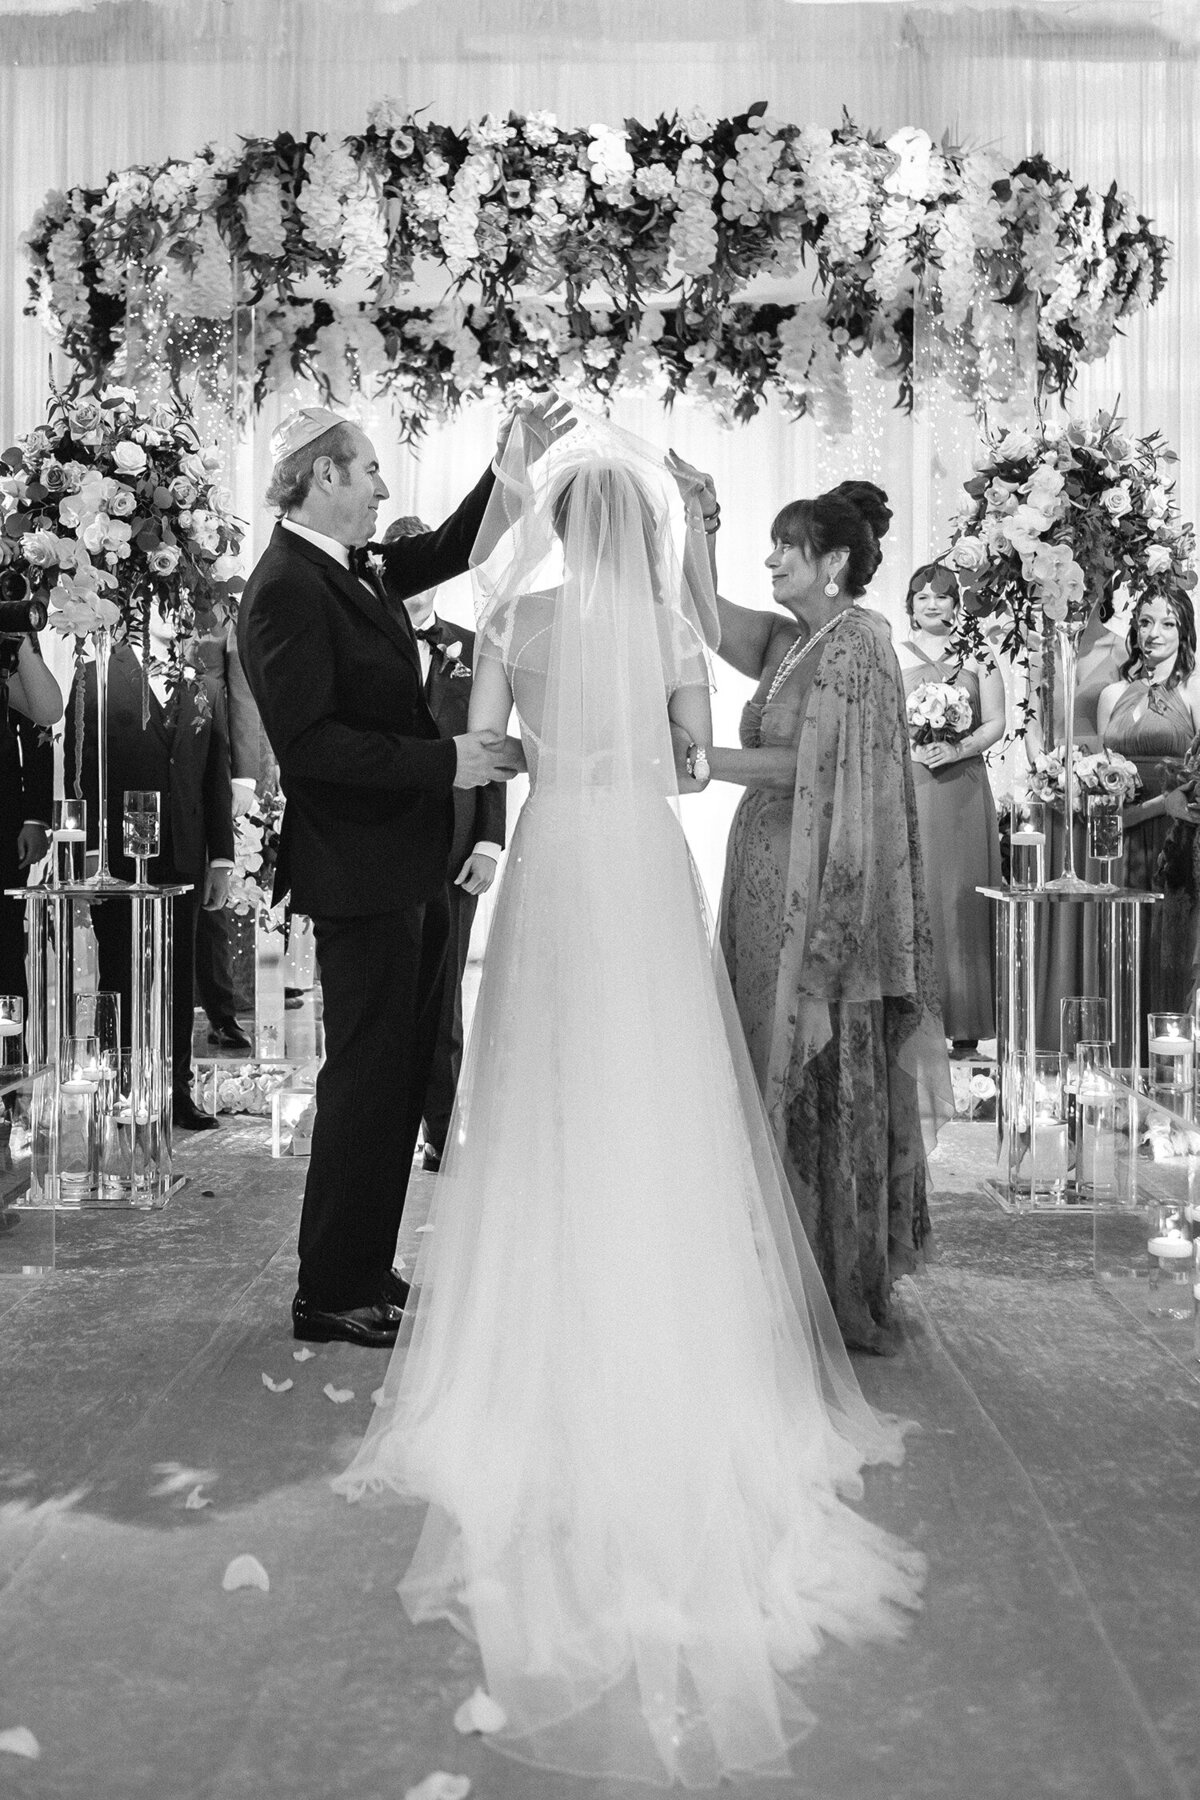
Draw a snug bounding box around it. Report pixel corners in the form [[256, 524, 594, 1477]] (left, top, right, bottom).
[[334, 407, 925, 1787]]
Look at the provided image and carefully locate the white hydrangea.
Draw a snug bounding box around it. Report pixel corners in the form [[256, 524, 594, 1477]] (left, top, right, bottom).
[[241, 174, 288, 260]]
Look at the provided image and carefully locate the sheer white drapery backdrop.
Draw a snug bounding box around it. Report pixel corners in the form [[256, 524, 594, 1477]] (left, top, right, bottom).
[[0, 0, 1194, 891]]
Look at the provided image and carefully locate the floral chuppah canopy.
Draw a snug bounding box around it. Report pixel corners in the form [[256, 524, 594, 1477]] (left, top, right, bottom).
[[23, 101, 1169, 437]]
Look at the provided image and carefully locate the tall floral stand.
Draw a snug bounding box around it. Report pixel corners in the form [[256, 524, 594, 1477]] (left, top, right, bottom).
[[15, 883, 188, 1208]]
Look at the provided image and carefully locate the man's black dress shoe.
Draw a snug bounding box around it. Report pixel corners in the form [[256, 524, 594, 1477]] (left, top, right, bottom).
[[380, 1268, 411, 1310], [292, 1291, 400, 1347], [421, 1146, 442, 1173], [206, 1016, 252, 1052], [173, 1090, 219, 1131]]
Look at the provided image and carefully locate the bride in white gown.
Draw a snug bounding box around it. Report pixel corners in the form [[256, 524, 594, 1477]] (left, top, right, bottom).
[[334, 409, 926, 1788]]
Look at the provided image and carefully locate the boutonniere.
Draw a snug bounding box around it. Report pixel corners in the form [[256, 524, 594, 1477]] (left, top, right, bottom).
[[440, 639, 471, 678]]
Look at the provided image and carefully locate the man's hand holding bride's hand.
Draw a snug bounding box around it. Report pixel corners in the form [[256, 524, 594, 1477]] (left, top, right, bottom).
[[497, 396, 575, 465], [455, 851, 498, 896], [453, 728, 525, 789]]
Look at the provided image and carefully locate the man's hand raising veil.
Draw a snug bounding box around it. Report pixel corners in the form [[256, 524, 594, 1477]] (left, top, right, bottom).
[[498, 396, 575, 465]]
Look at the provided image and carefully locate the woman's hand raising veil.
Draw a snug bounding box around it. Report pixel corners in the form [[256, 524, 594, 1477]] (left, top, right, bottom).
[[666, 448, 718, 517]]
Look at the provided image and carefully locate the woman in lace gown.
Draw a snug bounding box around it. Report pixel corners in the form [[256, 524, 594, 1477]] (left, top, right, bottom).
[[334, 416, 926, 1788], [897, 563, 1004, 1055], [666, 469, 951, 1355], [1098, 591, 1200, 1019]]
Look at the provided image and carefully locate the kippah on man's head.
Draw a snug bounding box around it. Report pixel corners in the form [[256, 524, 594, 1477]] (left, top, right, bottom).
[[382, 516, 432, 544], [269, 406, 349, 464]]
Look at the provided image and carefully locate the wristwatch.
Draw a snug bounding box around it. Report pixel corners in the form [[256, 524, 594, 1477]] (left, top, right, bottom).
[[685, 743, 711, 787]]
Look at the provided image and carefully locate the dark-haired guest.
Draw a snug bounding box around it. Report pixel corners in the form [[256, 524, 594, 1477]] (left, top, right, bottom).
[[1098, 590, 1200, 1015], [897, 562, 1004, 1056], [666, 462, 951, 1353]]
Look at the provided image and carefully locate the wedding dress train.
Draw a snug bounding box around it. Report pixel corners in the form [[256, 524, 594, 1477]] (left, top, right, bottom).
[[334, 413, 925, 1787]]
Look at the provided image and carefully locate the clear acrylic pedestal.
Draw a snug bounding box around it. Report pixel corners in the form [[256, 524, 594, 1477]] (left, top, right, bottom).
[[11, 883, 191, 1209], [982, 885, 1159, 1211], [0, 1066, 54, 1275]]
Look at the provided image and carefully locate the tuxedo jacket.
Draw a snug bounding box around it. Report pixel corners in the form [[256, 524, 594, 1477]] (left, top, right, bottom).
[[237, 468, 494, 917], [415, 617, 507, 875], [191, 610, 267, 787], [67, 642, 235, 882], [0, 708, 53, 870]]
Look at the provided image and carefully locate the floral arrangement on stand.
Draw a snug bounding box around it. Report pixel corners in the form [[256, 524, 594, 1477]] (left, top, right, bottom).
[[0, 384, 245, 878], [945, 409, 1195, 889], [0, 383, 243, 643], [946, 410, 1196, 656], [1027, 746, 1142, 812], [906, 680, 973, 745], [22, 104, 1169, 435]]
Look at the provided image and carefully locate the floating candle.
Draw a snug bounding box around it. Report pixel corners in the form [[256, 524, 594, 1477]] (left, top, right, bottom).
[[1147, 1236, 1193, 1260], [0, 1020, 22, 1036], [1149, 1035, 1193, 1055], [51, 828, 85, 842], [1010, 830, 1046, 845]]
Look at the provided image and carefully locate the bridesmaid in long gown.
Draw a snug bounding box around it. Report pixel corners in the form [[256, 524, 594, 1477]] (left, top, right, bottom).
[[1098, 590, 1200, 1020], [897, 563, 1004, 1056], [665, 465, 952, 1354]]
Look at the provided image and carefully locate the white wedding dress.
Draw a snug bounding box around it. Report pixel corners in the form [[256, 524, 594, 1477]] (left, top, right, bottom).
[[334, 414, 925, 1787]]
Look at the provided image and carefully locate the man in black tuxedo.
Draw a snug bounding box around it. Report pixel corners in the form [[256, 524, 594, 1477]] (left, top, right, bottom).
[[381, 516, 507, 1172], [68, 628, 236, 1129], [238, 404, 563, 1349]]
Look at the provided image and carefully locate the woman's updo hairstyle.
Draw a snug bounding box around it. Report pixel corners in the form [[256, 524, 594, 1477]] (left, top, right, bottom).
[[770, 479, 892, 598]]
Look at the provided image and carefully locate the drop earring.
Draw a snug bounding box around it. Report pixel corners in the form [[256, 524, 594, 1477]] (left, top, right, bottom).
[[824, 578, 839, 597]]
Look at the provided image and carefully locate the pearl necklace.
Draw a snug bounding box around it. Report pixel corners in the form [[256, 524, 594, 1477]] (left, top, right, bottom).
[[765, 605, 859, 707]]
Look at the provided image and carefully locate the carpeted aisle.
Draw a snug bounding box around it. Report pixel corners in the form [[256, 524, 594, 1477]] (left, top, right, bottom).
[[0, 1121, 1197, 1800]]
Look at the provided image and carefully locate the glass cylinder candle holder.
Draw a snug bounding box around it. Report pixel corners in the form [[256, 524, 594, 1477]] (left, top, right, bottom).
[[0, 994, 25, 1073], [51, 798, 86, 888], [1011, 1050, 1069, 1204], [57, 1032, 101, 1201], [1075, 1040, 1118, 1202], [1148, 1012, 1193, 1118], [1061, 997, 1111, 1152], [1008, 798, 1046, 892], [1147, 1196, 1193, 1321], [123, 789, 160, 885], [73, 990, 121, 1064], [1086, 793, 1123, 887]]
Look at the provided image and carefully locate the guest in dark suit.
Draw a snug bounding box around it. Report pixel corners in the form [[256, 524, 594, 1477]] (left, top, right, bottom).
[[238, 404, 564, 1349], [191, 607, 264, 1052], [0, 635, 63, 1004], [67, 627, 236, 1130], [381, 517, 507, 1171]]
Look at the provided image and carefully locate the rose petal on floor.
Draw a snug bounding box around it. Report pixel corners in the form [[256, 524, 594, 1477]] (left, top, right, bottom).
[[292, 1347, 316, 1362], [323, 1385, 354, 1404], [370, 1387, 385, 1406], [0, 1727, 39, 1759], [452, 1687, 507, 1734], [184, 1486, 212, 1510], [221, 1554, 269, 1593], [261, 1374, 293, 1393], [149, 1462, 217, 1497], [404, 1774, 470, 1800]]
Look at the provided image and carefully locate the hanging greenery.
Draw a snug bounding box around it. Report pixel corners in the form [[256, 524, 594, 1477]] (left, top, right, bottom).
[[23, 102, 1169, 437]]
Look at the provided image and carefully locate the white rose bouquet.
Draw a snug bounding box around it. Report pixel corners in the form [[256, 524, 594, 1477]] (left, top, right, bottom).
[[906, 679, 973, 745], [947, 411, 1196, 666], [1028, 746, 1141, 813], [0, 383, 244, 644]]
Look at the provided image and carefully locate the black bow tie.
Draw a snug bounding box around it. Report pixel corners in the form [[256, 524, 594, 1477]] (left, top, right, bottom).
[[414, 625, 441, 647]]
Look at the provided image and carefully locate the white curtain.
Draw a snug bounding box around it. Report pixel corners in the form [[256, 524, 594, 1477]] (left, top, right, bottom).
[[0, 0, 1195, 895]]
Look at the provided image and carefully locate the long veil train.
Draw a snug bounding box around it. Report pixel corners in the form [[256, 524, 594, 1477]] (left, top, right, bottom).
[[334, 409, 926, 1787]]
